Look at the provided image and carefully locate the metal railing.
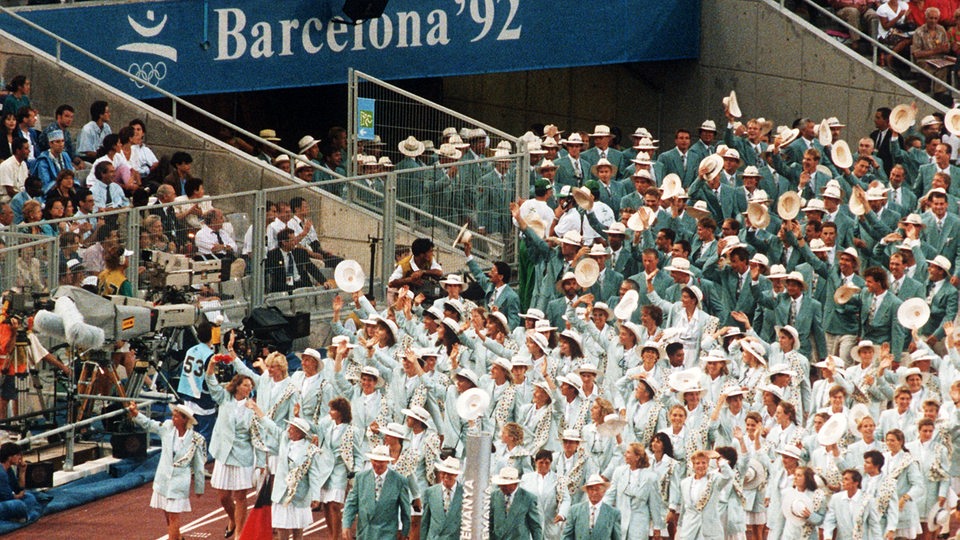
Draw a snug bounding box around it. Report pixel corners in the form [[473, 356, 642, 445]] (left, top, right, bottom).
[[772, 0, 959, 106], [0, 5, 346, 182]]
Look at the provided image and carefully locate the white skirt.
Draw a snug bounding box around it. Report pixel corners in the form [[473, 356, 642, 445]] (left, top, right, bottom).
[[319, 487, 346, 504], [211, 461, 254, 491], [272, 503, 313, 529], [150, 491, 191, 513], [894, 524, 921, 539], [745, 510, 766, 525]]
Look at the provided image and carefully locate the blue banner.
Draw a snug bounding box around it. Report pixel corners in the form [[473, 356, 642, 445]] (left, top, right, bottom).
[[357, 97, 375, 140], [3, 0, 700, 98]]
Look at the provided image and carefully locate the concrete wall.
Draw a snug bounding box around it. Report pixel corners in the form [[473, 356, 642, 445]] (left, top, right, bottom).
[[443, 0, 940, 146], [0, 32, 471, 282]]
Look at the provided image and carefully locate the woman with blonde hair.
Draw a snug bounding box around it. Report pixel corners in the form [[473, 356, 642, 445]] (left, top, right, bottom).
[[607, 442, 665, 539], [140, 214, 176, 253]]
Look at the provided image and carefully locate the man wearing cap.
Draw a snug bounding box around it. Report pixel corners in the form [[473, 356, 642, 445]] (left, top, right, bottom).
[[922, 255, 958, 348], [343, 445, 412, 540], [859, 266, 906, 360], [582, 125, 625, 181], [489, 466, 543, 540], [555, 134, 588, 188], [560, 473, 621, 540], [421, 457, 464, 540], [658, 129, 698, 188], [29, 129, 73, 192]]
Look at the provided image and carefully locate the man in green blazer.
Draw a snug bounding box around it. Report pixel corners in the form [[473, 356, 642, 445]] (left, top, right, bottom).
[[421, 457, 464, 540], [343, 445, 411, 540], [489, 466, 543, 540], [562, 474, 621, 540]]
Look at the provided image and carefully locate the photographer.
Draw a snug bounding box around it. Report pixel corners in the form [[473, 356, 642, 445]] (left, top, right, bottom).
[[175, 320, 218, 445]]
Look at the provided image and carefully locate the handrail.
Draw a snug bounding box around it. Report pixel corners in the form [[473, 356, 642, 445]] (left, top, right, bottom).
[[772, 0, 958, 106], [0, 6, 346, 181]]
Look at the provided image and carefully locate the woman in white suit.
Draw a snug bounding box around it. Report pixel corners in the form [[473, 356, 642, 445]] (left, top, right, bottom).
[[677, 450, 732, 540], [648, 433, 682, 534], [883, 428, 925, 539], [520, 449, 570, 540], [128, 402, 206, 540], [205, 357, 256, 538], [582, 398, 622, 476], [906, 418, 951, 540], [647, 283, 708, 362], [604, 442, 666, 540], [780, 467, 827, 540], [231, 351, 298, 470], [518, 380, 559, 454], [317, 395, 361, 540]]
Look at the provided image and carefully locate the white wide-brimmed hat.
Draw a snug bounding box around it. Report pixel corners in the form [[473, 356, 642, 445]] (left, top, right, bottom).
[[366, 444, 393, 462], [574, 258, 599, 288], [945, 107, 960, 136], [833, 284, 860, 305], [453, 222, 473, 248], [723, 90, 741, 118], [581, 473, 610, 489], [817, 118, 833, 147], [334, 260, 366, 293], [889, 103, 917, 133], [491, 466, 522, 485], [817, 413, 847, 446], [401, 405, 431, 426], [626, 206, 656, 232], [597, 413, 628, 438], [169, 403, 198, 428], [398, 135, 425, 157], [614, 289, 640, 320], [831, 139, 853, 169], [898, 297, 931, 330], [743, 458, 767, 490], [435, 457, 462, 475], [380, 422, 408, 440], [455, 387, 490, 421], [782, 489, 813, 526], [777, 191, 802, 220]]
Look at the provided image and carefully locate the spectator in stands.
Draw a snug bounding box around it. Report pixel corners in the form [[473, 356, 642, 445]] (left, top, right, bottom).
[[44, 169, 78, 209], [13, 108, 37, 163], [267, 201, 292, 250], [83, 225, 117, 274], [913, 7, 953, 103], [316, 143, 345, 192], [194, 208, 237, 258], [39, 198, 67, 237], [0, 138, 30, 201], [10, 175, 42, 226], [243, 200, 276, 258], [90, 161, 128, 212], [1, 76, 29, 118], [265, 227, 325, 293], [163, 151, 193, 196], [327, 125, 349, 165], [111, 127, 141, 188], [877, 0, 915, 67], [389, 237, 443, 289], [174, 178, 209, 230], [272, 154, 290, 173], [0, 203, 12, 231], [31, 129, 73, 192], [140, 214, 176, 253], [128, 119, 159, 178], [831, 0, 880, 48], [73, 187, 99, 244], [150, 184, 182, 248], [39, 105, 81, 167], [0, 112, 15, 161], [298, 135, 321, 169], [0, 442, 41, 523], [77, 100, 112, 162], [98, 243, 133, 297]]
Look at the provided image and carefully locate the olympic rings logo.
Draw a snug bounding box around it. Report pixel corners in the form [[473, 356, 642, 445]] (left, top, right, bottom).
[[127, 61, 167, 88]]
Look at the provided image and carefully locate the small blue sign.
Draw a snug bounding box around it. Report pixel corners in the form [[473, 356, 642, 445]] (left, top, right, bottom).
[[357, 98, 375, 141]]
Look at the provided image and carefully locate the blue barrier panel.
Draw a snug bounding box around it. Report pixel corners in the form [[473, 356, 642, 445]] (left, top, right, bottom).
[[3, 0, 700, 98]]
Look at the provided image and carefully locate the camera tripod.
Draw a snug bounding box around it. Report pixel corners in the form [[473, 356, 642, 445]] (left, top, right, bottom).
[[2, 329, 48, 416], [74, 349, 126, 423]]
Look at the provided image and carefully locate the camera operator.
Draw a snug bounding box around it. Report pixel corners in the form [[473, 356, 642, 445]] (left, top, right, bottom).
[[176, 320, 219, 445], [0, 302, 71, 420]]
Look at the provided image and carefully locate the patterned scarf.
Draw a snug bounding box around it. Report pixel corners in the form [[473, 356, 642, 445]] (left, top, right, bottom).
[[282, 443, 321, 505], [851, 363, 878, 404], [876, 452, 915, 512], [309, 379, 329, 425], [529, 406, 554, 453], [684, 418, 710, 465], [658, 459, 675, 505], [250, 382, 299, 452], [558, 449, 588, 496], [800, 489, 826, 538], [337, 423, 356, 473], [394, 445, 418, 477], [731, 467, 746, 505], [636, 401, 663, 446], [367, 388, 394, 448], [927, 442, 950, 481], [492, 384, 517, 430], [171, 431, 207, 468], [851, 493, 868, 540], [694, 474, 714, 511]]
